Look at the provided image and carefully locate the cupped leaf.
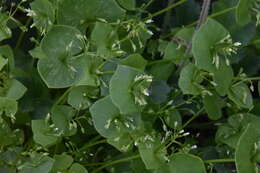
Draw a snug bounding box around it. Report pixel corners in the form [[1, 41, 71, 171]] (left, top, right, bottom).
[[0, 97, 17, 118], [108, 133, 133, 152], [163, 41, 185, 64], [203, 93, 223, 120], [30, 0, 55, 33], [110, 65, 143, 114], [57, 0, 125, 27], [69, 163, 88, 173], [0, 55, 7, 71], [68, 86, 99, 110], [236, 0, 254, 26], [149, 80, 171, 104], [38, 25, 85, 88], [0, 45, 14, 72], [178, 63, 202, 95], [138, 135, 167, 170], [215, 113, 260, 148], [0, 13, 11, 41], [5, 79, 27, 100], [91, 22, 118, 57], [90, 96, 122, 138], [155, 153, 206, 173], [31, 120, 60, 147], [164, 109, 182, 129], [212, 58, 234, 96], [228, 82, 253, 109], [76, 54, 102, 87], [119, 53, 147, 70], [51, 105, 77, 136], [51, 154, 73, 172], [192, 18, 229, 72], [20, 154, 55, 173], [235, 124, 260, 173], [147, 60, 174, 81]]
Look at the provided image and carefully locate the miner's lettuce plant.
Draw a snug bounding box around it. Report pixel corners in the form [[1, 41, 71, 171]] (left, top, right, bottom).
[[0, 0, 260, 172]]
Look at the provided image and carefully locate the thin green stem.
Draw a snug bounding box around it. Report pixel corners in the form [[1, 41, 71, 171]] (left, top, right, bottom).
[[250, 39, 260, 45], [79, 139, 107, 152], [162, 6, 236, 39], [145, 0, 188, 20], [51, 87, 73, 111], [182, 107, 204, 129], [91, 154, 140, 173], [186, 6, 237, 27], [204, 158, 235, 164]]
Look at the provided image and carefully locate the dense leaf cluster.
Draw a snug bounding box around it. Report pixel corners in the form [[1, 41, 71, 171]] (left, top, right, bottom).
[[0, 0, 260, 172]]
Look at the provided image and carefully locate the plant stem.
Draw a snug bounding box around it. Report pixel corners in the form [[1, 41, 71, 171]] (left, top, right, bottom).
[[182, 107, 204, 129], [204, 158, 235, 163], [91, 154, 140, 173], [51, 87, 73, 111], [162, 6, 236, 39], [251, 39, 260, 45], [79, 139, 107, 152], [145, 0, 188, 20]]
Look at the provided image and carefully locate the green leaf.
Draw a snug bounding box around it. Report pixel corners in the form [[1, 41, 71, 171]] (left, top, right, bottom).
[[76, 54, 102, 87], [215, 113, 260, 148], [212, 58, 234, 96], [119, 53, 147, 70], [31, 120, 60, 147], [68, 86, 98, 110], [0, 13, 11, 41], [57, 0, 125, 27], [90, 96, 122, 138], [236, 0, 254, 26], [0, 118, 24, 147], [155, 153, 206, 173], [235, 124, 260, 173], [51, 154, 73, 172], [30, 0, 55, 33], [0, 97, 17, 118], [110, 65, 143, 114], [91, 22, 118, 57], [147, 60, 174, 81], [51, 105, 77, 136], [20, 154, 55, 173], [0, 45, 15, 72], [69, 163, 88, 173], [163, 41, 185, 64], [178, 63, 202, 95], [228, 83, 253, 109], [38, 25, 85, 88], [149, 80, 171, 104], [29, 46, 48, 59], [138, 136, 167, 170], [192, 18, 229, 72], [117, 0, 136, 10], [203, 93, 223, 120], [5, 79, 27, 100], [164, 109, 182, 129], [107, 133, 133, 152], [0, 55, 7, 71]]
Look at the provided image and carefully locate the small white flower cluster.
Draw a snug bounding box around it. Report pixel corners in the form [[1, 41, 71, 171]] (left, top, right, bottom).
[[25, 8, 36, 17], [132, 74, 153, 106], [212, 34, 242, 68]]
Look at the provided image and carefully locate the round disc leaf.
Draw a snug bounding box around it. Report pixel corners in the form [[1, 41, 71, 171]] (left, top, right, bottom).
[[38, 25, 85, 88]]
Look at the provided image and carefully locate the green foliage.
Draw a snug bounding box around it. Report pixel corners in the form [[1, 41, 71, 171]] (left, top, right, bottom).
[[1, 0, 260, 172]]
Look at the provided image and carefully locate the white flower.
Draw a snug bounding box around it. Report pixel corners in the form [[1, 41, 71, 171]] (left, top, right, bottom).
[[25, 9, 36, 17], [234, 42, 242, 46]]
